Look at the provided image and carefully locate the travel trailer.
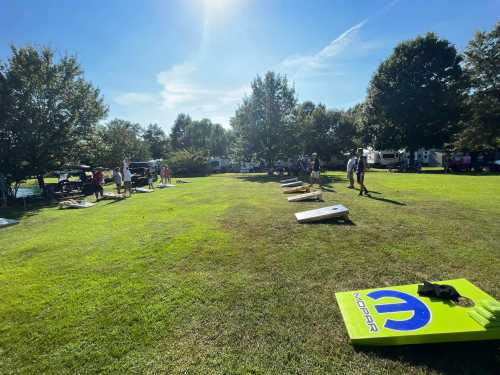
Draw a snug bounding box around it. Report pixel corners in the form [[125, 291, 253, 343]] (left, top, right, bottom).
[[365, 148, 400, 168]]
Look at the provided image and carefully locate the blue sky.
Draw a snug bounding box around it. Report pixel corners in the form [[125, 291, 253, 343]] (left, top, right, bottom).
[[1, 0, 498, 130]]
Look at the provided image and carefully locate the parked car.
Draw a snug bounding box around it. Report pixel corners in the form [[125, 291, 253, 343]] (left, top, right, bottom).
[[129, 161, 158, 186]]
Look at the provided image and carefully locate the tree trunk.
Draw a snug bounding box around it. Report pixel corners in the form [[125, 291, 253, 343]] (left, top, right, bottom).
[[267, 158, 274, 176]]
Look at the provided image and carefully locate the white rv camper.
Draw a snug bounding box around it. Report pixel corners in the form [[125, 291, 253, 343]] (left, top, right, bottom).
[[365, 148, 399, 168]]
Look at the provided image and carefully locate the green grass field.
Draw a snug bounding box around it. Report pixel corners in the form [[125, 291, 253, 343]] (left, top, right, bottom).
[[1, 172, 499, 374]]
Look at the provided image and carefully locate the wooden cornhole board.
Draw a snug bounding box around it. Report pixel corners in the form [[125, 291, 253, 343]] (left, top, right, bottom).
[[176, 180, 191, 184], [295, 204, 348, 223], [280, 177, 298, 184], [335, 278, 500, 346], [134, 187, 154, 193], [59, 200, 95, 209], [158, 184, 176, 188], [281, 181, 303, 188], [0, 218, 19, 228], [283, 185, 310, 194], [102, 192, 125, 200], [288, 191, 322, 202]]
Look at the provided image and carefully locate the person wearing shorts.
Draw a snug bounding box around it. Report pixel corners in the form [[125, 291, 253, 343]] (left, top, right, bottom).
[[159, 166, 166, 184], [356, 149, 370, 196], [113, 167, 123, 194], [310, 152, 321, 186], [123, 166, 132, 197], [147, 169, 154, 190], [346, 153, 357, 188], [165, 166, 172, 184], [92, 168, 105, 200]]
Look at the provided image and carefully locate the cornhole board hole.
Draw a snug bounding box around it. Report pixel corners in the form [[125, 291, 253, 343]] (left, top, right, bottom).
[[281, 181, 303, 188], [0, 218, 19, 228], [102, 192, 125, 200], [335, 278, 500, 346], [288, 191, 322, 202], [59, 200, 95, 209], [295, 204, 348, 223], [134, 187, 154, 193], [283, 185, 310, 194], [280, 177, 298, 184], [158, 184, 176, 188]]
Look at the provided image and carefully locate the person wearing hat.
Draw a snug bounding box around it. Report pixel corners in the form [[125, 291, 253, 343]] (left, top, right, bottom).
[[310, 152, 321, 187]]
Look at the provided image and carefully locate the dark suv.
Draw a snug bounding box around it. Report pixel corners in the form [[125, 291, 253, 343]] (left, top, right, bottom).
[[129, 161, 158, 186]]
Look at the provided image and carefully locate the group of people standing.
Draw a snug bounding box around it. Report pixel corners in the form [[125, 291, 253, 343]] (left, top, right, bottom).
[[111, 165, 133, 197], [159, 165, 172, 185], [305, 150, 369, 196], [346, 148, 370, 196], [91, 162, 173, 200]]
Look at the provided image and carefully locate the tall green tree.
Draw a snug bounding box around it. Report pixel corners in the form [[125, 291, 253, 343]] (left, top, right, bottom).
[[231, 71, 298, 167], [454, 22, 500, 151], [170, 113, 191, 150], [366, 33, 464, 158], [143, 123, 169, 159], [93, 119, 151, 167], [0, 45, 107, 186], [296, 102, 357, 160], [169, 114, 232, 157]]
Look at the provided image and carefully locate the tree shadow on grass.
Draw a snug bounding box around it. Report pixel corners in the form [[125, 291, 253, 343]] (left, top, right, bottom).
[[357, 340, 500, 375], [236, 174, 347, 186], [0, 199, 60, 221], [236, 174, 283, 184]]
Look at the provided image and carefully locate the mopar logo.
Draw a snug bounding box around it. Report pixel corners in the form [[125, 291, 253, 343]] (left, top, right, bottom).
[[366, 290, 431, 331]]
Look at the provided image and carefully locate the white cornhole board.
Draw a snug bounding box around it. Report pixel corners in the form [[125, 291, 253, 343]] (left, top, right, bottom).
[[280, 177, 298, 184], [59, 201, 95, 209], [288, 191, 322, 202], [158, 184, 176, 188], [102, 192, 125, 200], [134, 187, 154, 193], [0, 218, 19, 228], [295, 204, 349, 223], [281, 181, 303, 188]]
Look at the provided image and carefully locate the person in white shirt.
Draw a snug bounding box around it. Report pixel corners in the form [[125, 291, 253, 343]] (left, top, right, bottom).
[[123, 166, 132, 197], [346, 153, 357, 189]]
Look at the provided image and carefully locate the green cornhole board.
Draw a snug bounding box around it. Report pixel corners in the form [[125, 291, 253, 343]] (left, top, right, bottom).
[[335, 278, 500, 346]]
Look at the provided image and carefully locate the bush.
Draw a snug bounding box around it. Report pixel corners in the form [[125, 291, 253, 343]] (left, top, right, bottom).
[[167, 150, 209, 177]]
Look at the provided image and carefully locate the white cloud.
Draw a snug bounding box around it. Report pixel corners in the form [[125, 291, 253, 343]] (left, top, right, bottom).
[[114, 92, 158, 106], [156, 62, 249, 111], [280, 0, 399, 77], [281, 19, 368, 71], [113, 62, 250, 127]]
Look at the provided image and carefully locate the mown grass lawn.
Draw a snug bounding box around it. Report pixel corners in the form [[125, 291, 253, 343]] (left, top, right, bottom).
[[1, 171, 499, 374]]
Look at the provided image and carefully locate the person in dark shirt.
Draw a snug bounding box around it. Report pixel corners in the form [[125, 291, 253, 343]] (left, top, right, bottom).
[[310, 152, 321, 186], [356, 149, 370, 196], [92, 168, 105, 200]]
